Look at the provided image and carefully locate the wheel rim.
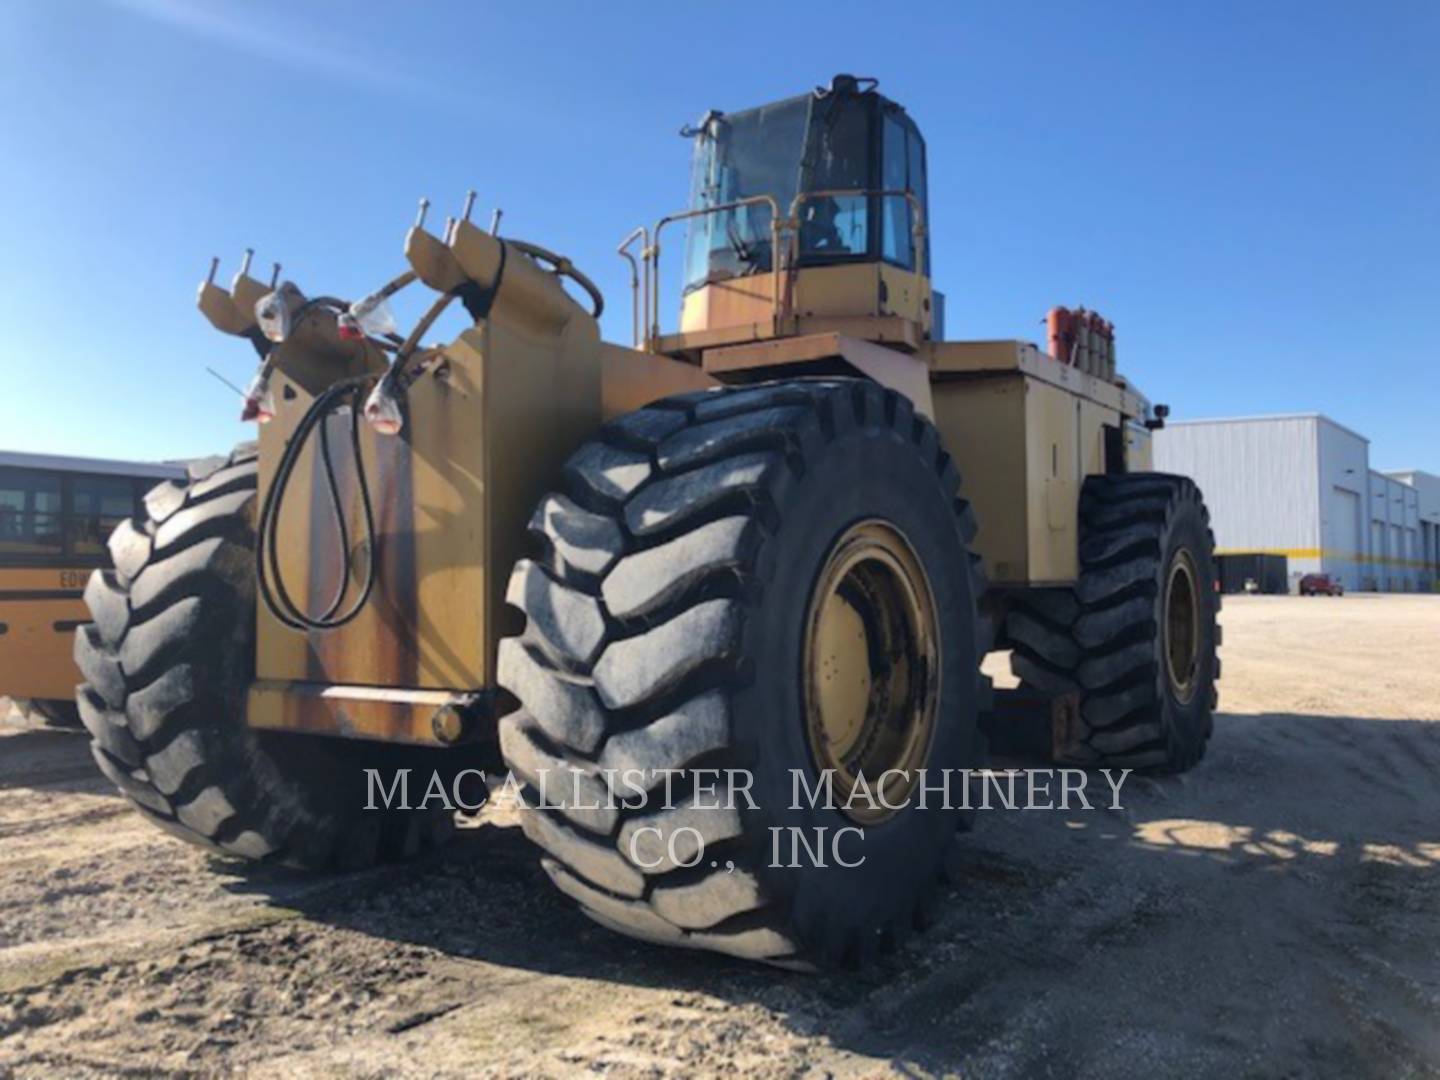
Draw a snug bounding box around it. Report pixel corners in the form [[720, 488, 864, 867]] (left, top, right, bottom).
[[802, 519, 940, 824], [1164, 548, 1201, 704]]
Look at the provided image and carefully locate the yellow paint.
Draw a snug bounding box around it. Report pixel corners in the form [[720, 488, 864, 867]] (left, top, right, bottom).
[[1215, 547, 1432, 569], [0, 566, 88, 701], [677, 262, 931, 341], [251, 224, 604, 735], [932, 372, 1120, 585]]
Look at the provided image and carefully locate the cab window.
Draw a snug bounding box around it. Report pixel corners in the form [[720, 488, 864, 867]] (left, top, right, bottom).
[[881, 116, 913, 268], [683, 98, 808, 290], [797, 101, 870, 261], [881, 115, 929, 272], [907, 122, 929, 274]]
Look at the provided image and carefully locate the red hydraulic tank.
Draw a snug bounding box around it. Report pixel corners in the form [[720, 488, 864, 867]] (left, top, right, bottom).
[[1046, 306, 1076, 366]]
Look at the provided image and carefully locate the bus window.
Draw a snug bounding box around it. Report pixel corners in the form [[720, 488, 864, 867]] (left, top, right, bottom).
[[0, 467, 62, 558], [1, 453, 184, 709], [69, 474, 137, 557]]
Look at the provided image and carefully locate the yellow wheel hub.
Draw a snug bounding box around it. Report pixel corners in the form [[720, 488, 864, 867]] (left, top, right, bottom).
[[802, 520, 940, 824], [1164, 548, 1201, 704]]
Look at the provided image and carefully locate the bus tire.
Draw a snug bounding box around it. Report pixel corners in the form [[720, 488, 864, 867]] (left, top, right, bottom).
[[74, 443, 464, 869], [18, 699, 81, 727]]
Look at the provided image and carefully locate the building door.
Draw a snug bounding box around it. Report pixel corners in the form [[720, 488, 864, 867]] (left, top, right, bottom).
[[1330, 487, 1361, 590], [1392, 524, 1405, 591], [1370, 520, 1385, 590]]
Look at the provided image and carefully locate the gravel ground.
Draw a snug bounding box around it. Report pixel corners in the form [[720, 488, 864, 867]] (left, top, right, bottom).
[[1, 594, 1438, 1078]]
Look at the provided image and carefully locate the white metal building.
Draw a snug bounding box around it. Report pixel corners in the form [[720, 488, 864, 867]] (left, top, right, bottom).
[[1385, 470, 1440, 590], [1153, 414, 1439, 592]]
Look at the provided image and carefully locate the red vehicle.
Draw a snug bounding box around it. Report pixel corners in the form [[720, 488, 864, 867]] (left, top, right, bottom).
[[1299, 573, 1345, 596]]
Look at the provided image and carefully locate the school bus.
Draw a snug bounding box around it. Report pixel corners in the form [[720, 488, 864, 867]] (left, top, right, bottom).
[[0, 450, 186, 721]]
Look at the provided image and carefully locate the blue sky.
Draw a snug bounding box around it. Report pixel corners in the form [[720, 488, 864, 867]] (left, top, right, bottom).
[[1, 0, 1436, 470]]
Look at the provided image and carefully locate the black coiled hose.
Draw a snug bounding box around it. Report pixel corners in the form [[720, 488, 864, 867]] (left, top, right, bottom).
[[255, 375, 380, 632]]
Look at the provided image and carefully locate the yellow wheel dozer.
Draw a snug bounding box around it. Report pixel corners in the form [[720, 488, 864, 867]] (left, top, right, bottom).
[[77, 75, 1219, 967]]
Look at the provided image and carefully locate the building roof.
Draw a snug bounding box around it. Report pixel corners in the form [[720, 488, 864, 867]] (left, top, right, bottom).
[[1164, 413, 1370, 444], [0, 449, 188, 481], [1369, 468, 1415, 490]]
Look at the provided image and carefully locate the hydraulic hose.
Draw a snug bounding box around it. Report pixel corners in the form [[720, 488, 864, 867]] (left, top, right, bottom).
[[255, 375, 379, 632]]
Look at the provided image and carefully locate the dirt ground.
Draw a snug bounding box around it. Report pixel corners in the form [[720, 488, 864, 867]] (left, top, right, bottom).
[[1, 594, 1438, 1078]]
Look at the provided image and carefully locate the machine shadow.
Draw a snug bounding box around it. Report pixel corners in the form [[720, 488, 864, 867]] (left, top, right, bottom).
[[0, 724, 121, 797], [218, 707, 1440, 1067]]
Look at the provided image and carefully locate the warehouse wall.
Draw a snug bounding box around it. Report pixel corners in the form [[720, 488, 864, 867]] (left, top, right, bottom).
[[1155, 416, 1322, 582], [1154, 417, 1435, 593], [1384, 471, 1440, 591], [1317, 419, 1370, 590], [1404, 483, 1421, 590], [1367, 471, 1422, 591]]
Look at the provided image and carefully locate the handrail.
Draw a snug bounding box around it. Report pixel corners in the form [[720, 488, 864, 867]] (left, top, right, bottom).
[[787, 188, 925, 249], [648, 194, 780, 349], [625, 188, 928, 351], [787, 188, 927, 337], [616, 226, 648, 349]]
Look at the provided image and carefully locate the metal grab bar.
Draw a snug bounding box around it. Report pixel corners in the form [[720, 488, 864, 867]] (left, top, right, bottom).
[[648, 195, 780, 349], [787, 188, 926, 252], [786, 189, 926, 318], [621, 188, 926, 351], [616, 226, 648, 349]]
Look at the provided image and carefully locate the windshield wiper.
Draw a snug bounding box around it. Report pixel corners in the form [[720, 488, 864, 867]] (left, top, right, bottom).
[[726, 220, 757, 266]]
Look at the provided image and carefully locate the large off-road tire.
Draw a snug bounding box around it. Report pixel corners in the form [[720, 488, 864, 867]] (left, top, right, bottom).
[[75, 444, 462, 869], [1005, 473, 1220, 772], [498, 380, 985, 967]]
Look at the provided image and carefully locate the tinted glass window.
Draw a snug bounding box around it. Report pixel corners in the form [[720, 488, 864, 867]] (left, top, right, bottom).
[[907, 124, 929, 274], [69, 475, 136, 556], [681, 92, 924, 295], [798, 100, 870, 260], [0, 467, 63, 557], [683, 99, 807, 291], [881, 116, 914, 268]]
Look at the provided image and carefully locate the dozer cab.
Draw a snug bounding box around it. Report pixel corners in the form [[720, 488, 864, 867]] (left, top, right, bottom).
[[76, 75, 1219, 967]]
